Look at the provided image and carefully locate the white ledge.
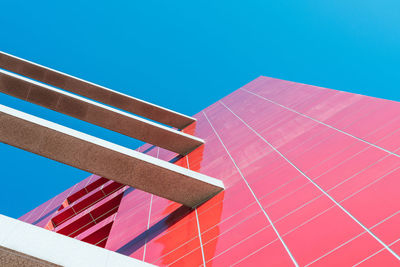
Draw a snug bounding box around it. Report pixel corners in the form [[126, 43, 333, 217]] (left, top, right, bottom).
[[0, 51, 195, 129], [0, 69, 203, 155], [0, 104, 224, 207], [0, 214, 154, 266]]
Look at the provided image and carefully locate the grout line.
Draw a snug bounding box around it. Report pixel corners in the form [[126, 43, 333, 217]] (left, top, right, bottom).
[[142, 194, 153, 261], [241, 88, 400, 158], [187, 154, 207, 267], [195, 209, 206, 267], [142, 97, 400, 265], [338, 166, 400, 203], [199, 162, 400, 266], [207, 225, 277, 264], [27, 182, 78, 224], [353, 237, 400, 266], [94, 236, 109, 246], [220, 100, 400, 261], [143, 147, 159, 261], [231, 238, 280, 266], [305, 232, 366, 266], [305, 209, 400, 266], [203, 111, 299, 267]]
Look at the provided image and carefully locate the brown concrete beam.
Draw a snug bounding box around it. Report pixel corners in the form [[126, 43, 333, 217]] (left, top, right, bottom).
[[0, 105, 224, 207], [0, 51, 195, 129], [0, 70, 203, 155], [0, 246, 61, 267]]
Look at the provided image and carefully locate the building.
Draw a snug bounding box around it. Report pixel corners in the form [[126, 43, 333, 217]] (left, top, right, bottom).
[[2, 52, 400, 266]]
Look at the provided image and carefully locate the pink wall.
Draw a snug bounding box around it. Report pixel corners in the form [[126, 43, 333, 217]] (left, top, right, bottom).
[[21, 76, 400, 266]]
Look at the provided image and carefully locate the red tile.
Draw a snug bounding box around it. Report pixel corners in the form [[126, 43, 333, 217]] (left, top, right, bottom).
[[168, 247, 204, 267], [262, 182, 325, 223], [206, 226, 279, 266], [152, 236, 201, 266], [202, 212, 270, 262], [376, 129, 400, 153], [200, 202, 260, 244], [232, 239, 295, 267], [283, 206, 364, 266], [355, 249, 400, 266], [390, 240, 400, 256], [372, 211, 400, 245], [304, 140, 368, 179], [248, 163, 301, 199], [342, 101, 400, 139], [144, 213, 199, 262], [362, 116, 400, 144], [341, 168, 400, 228], [306, 232, 382, 266], [313, 147, 387, 191], [274, 195, 333, 235], [329, 155, 400, 202]]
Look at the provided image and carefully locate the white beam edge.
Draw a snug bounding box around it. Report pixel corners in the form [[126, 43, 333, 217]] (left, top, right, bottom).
[[0, 51, 196, 124], [0, 104, 224, 190], [0, 214, 154, 267], [0, 69, 203, 144]]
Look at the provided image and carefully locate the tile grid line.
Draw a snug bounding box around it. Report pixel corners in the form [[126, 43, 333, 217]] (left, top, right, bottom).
[[31, 182, 79, 225], [151, 202, 260, 264], [142, 195, 153, 261], [232, 179, 400, 266], [142, 147, 159, 261], [253, 114, 400, 218], [167, 218, 277, 266], [353, 237, 400, 266], [194, 109, 397, 223], [305, 208, 400, 266], [202, 111, 299, 267], [241, 88, 400, 158], [160, 158, 400, 266], [207, 159, 400, 265], [210, 89, 400, 194], [220, 100, 400, 261], [262, 144, 400, 223], [145, 100, 400, 264], [213, 93, 384, 189], [187, 154, 207, 267], [44, 174, 98, 226], [111, 116, 400, 264]]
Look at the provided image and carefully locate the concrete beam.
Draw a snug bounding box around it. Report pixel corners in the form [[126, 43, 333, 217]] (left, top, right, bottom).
[[0, 245, 60, 267], [0, 214, 153, 266], [0, 51, 195, 129], [0, 104, 224, 207], [0, 69, 203, 155]]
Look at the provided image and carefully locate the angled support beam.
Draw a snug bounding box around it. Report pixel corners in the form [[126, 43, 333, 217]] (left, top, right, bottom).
[[0, 51, 195, 129], [0, 104, 224, 207], [0, 70, 203, 155]]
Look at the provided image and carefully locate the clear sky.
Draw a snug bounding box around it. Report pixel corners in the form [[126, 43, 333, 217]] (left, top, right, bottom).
[[1, 1, 399, 218]]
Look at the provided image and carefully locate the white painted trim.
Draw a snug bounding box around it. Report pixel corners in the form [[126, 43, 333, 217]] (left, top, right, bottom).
[[0, 69, 204, 145], [0, 214, 153, 266], [0, 51, 195, 122], [0, 104, 223, 189]]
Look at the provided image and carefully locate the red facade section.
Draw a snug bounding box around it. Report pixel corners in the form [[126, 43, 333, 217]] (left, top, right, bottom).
[[20, 76, 400, 266]]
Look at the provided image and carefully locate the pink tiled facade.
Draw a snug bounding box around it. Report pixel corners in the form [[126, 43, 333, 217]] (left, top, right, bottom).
[[20, 76, 400, 266]]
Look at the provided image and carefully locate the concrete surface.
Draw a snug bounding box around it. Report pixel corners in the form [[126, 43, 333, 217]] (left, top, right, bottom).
[[0, 69, 204, 155], [0, 51, 195, 129], [0, 104, 224, 207]]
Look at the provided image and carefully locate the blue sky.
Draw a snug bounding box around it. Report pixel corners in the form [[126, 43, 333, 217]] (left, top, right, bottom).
[[1, 1, 399, 218]]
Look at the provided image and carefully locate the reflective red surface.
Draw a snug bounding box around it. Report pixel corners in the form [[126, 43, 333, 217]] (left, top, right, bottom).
[[20, 76, 400, 266]]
